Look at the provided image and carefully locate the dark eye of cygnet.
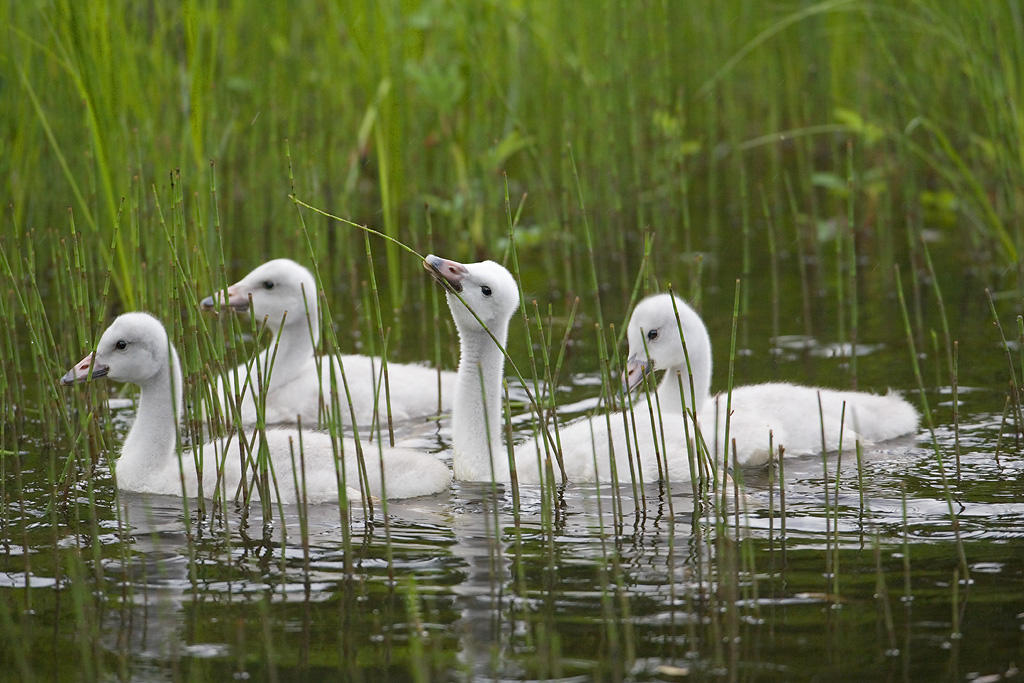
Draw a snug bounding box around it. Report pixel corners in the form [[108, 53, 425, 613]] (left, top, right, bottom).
[[263, 281, 275, 290], [115, 340, 128, 350], [481, 285, 492, 297], [647, 329, 659, 341]]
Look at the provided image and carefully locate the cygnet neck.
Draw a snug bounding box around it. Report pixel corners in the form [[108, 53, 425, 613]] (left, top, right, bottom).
[[261, 298, 319, 384], [655, 360, 711, 415], [452, 316, 511, 482], [654, 308, 714, 416], [117, 345, 184, 485]]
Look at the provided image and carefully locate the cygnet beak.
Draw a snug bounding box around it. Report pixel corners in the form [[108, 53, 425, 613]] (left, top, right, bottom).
[[622, 355, 652, 393], [423, 254, 468, 293], [61, 352, 109, 386], [200, 285, 250, 313]]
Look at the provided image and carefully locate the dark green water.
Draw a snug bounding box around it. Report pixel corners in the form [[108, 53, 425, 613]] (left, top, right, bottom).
[[2, 243, 1023, 682]]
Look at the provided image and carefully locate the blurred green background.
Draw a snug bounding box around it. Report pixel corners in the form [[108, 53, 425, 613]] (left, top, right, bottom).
[[6, 0, 1022, 303]]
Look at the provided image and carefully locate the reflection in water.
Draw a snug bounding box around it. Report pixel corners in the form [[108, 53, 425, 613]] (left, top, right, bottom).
[[3, 384, 1023, 679]]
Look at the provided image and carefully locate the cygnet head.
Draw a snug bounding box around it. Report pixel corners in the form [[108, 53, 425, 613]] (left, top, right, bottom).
[[624, 293, 706, 392], [200, 258, 317, 329], [61, 312, 172, 386], [423, 255, 520, 335]]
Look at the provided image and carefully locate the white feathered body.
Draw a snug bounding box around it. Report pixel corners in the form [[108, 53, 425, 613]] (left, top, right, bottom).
[[202, 259, 456, 429], [697, 382, 920, 466], [509, 382, 918, 483], [509, 406, 698, 484], [115, 427, 450, 504], [430, 259, 920, 486], [213, 350, 456, 428], [67, 312, 452, 504]]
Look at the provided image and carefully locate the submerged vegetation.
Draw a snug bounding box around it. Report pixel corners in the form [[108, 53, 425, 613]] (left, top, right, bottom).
[[2, 0, 1024, 679]]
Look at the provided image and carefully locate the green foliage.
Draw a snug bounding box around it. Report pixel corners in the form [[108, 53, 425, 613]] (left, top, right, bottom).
[[4, 0, 1023, 295]]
